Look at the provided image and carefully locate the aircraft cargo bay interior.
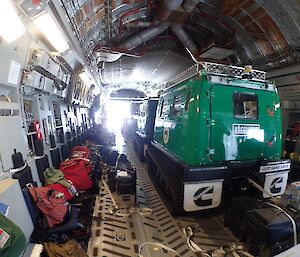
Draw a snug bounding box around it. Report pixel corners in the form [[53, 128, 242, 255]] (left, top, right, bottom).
[[1, 1, 300, 257]]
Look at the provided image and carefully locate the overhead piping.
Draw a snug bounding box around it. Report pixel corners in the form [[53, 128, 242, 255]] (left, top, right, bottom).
[[97, 0, 202, 69], [183, 0, 201, 13], [120, 23, 170, 51], [170, 0, 202, 62], [119, 0, 184, 51], [118, 7, 149, 36], [126, 21, 158, 28], [171, 24, 199, 61], [157, 0, 184, 21]]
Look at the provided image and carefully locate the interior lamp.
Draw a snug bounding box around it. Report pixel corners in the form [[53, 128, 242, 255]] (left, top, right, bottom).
[[0, 0, 26, 43], [33, 11, 69, 53]]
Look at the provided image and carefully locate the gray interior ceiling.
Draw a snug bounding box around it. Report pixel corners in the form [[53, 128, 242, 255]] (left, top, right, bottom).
[[101, 51, 194, 87], [16, 0, 300, 94]]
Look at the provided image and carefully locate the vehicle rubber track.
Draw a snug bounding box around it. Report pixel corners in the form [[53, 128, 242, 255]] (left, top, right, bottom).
[[146, 146, 184, 214]]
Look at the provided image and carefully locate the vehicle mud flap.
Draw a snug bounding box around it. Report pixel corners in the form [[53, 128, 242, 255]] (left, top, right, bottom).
[[260, 170, 289, 198], [183, 179, 223, 212]]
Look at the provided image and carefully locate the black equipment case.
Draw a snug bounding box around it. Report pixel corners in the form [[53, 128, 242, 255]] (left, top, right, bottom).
[[225, 196, 300, 257], [224, 195, 264, 239], [244, 207, 300, 256]]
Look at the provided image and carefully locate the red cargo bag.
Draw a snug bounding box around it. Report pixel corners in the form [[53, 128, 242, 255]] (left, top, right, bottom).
[[29, 186, 68, 228], [71, 146, 90, 159], [59, 159, 92, 191], [46, 183, 74, 201], [60, 158, 92, 174]]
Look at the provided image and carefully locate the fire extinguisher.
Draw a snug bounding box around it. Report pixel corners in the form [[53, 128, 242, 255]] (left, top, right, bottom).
[[33, 120, 43, 140]]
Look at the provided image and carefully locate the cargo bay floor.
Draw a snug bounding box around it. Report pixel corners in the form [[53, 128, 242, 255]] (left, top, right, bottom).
[[87, 141, 248, 257]]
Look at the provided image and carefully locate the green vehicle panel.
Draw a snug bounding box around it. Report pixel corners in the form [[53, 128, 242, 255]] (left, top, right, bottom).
[[153, 71, 282, 167], [210, 82, 281, 162], [137, 98, 158, 140]]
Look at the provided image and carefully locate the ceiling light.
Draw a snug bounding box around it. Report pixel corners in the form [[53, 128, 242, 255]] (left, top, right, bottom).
[[33, 11, 69, 53], [0, 0, 25, 43], [79, 72, 90, 83]]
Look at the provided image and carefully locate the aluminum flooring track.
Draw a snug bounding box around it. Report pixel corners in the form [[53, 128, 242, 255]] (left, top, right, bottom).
[[88, 142, 244, 257]]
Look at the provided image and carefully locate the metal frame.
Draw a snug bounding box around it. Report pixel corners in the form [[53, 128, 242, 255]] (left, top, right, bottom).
[[164, 62, 267, 89], [164, 64, 200, 89], [202, 62, 266, 81]]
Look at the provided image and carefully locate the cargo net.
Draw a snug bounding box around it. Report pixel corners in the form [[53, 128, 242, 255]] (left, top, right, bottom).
[[163, 62, 266, 88]]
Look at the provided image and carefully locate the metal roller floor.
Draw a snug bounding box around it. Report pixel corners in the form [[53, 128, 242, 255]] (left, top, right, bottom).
[[88, 142, 247, 257]]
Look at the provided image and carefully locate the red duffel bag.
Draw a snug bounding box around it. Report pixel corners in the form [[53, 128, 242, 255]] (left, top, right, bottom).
[[59, 159, 92, 191], [29, 186, 68, 228], [71, 146, 90, 159], [60, 158, 92, 174], [46, 183, 76, 201]]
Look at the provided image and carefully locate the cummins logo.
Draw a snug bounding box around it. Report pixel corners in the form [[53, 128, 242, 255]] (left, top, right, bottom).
[[184, 180, 223, 211], [263, 171, 288, 198], [193, 186, 214, 206], [270, 177, 283, 194]]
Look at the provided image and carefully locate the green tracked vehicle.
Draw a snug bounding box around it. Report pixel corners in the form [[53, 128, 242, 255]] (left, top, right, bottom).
[[146, 62, 291, 213], [134, 98, 159, 161]]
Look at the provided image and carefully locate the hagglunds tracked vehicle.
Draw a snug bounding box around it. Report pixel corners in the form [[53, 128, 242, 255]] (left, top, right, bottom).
[[134, 98, 159, 161], [146, 62, 291, 213]]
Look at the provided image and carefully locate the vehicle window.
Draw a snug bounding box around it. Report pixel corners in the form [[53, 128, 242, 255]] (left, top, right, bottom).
[[233, 92, 258, 120], [161, 103, 170, 118], [173, 95, 183, 116], [159, 99, 164, 117]]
